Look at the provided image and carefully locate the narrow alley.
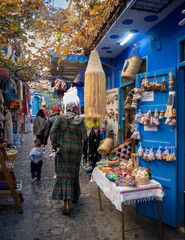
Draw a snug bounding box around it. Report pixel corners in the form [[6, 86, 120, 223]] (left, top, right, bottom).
[[0, 130, 183, 240]]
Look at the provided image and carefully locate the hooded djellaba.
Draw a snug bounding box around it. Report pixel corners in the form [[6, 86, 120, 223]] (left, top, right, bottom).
[[50, 102, 87, 215]]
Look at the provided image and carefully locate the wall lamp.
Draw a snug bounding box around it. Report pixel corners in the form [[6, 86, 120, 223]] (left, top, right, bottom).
[[119, 31, 135, 46]]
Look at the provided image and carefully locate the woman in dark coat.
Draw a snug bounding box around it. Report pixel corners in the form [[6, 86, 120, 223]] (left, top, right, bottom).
[[33, 109, 50, 145], [50, 102, 87, 215]]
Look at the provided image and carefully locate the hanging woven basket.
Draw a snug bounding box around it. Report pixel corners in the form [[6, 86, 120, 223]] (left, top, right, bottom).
[[121, 44, 143, 81], [97, 138, 114, 155], [81, 50, 106, 120]]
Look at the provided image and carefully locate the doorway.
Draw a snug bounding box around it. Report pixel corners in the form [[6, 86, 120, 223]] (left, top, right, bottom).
[[177, 36, 185, 227]]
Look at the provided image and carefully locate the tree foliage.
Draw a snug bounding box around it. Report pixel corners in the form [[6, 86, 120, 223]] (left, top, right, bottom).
[[41, 92, 60, 110], [0, 0, 117, 82]]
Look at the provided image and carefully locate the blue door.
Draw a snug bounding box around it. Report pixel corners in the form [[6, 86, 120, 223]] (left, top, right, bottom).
[[136, 67, 177, 227], [33, 96, 40, 115]]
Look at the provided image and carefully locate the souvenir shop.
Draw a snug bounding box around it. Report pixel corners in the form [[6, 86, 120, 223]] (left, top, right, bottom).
[[0, 76, 31, 147], [80, 0, 185, 232]]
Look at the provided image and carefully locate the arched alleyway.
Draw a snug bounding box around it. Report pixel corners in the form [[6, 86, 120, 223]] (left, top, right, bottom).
[[0, 130, 183, 240]]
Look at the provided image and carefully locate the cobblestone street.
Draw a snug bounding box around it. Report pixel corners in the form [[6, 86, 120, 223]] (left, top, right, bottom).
[[0, 130, 183, 240]]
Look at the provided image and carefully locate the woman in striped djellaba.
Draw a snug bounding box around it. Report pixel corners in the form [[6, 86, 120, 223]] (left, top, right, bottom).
[[50, 102, 87, 215]]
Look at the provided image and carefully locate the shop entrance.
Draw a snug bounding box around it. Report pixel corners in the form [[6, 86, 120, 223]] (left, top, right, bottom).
[[119, 81, 135, 141], [183, 68, 185, 227], [177, 36, 185, 227]]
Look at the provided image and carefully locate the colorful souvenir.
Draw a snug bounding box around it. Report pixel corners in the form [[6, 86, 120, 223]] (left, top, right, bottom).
[[161, 77, 167, 91], [154, 109, 159, 118], [137, 144, 143, 157], [159, 109, 165, 119], [148, 148, 155, 161], [172, 108, 176, 118], [143, 148, 149, 161], [131, 130, 140, 140], [169, 72, 174, 89], [162, 147, 169, 160], [156, 146, 162, 160]]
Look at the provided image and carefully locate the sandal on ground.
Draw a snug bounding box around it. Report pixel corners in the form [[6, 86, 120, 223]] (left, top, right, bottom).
[[63, 200, 69, 215]]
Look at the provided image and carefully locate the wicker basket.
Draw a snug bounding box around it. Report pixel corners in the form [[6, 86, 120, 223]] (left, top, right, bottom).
[[121, 44, 143, 81], [121, 56, 143, 81], [135, 175, 149, 185], [97, 138, 114, 155], [5, 147, 18, 162], [106, 158, 120, 165]]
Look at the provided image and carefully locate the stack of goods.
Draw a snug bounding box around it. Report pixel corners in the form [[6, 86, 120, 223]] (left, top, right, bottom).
[[135, 169, 149, 185], [141, 75, 161, 91], [135, 110, 160, 126], [13, 133, 22, 147], [6, 147, 18, 161], [96, 156, 120, 173], [106, 156, 120, 165], [137, 144, 176, 162], [106, 167, 137, 187], [97, 154, 151, 186], [0, 161, 13, 168]]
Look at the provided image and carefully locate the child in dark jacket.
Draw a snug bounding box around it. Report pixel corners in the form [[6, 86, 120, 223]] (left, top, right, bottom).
[[29, 139, 45, 184]]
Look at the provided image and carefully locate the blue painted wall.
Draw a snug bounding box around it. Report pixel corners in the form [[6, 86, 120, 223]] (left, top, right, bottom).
[[112, 2, 185, 227], [114, 2, 185, 83]]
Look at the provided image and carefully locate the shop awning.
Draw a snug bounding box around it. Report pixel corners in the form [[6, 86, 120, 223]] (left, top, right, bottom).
[[73, 61, 111, 85], [73, 62, 87, 85], [51, 54, 89, 83]]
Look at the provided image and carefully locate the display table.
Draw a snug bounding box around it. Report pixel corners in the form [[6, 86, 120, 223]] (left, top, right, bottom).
[[91, 167, 164, 240]]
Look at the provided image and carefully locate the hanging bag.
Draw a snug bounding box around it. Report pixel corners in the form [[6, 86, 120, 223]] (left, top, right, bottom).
[[97, 131, 114, 155], [121, 44, 143, 81], [110, 128, 133, 159], [97, 138, 114, 155]]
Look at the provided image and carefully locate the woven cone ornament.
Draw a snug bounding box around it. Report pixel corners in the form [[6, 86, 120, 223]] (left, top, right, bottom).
[[81, 50, 106, 119]]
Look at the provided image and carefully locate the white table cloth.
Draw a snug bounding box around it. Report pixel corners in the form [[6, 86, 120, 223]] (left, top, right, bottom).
[[91, 167, 164, 212]]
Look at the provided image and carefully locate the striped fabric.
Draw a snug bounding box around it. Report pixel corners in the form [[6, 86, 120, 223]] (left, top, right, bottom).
[[50, 116, 87, 200]]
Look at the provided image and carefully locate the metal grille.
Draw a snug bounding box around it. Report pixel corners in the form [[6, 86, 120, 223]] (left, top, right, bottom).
[[130, 0, 174, 13]]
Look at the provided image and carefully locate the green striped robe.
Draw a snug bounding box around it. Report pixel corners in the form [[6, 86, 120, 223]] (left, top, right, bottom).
[[50, 115, 87, 200]]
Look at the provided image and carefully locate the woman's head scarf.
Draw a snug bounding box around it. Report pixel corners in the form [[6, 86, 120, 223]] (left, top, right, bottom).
[[62, 102, 82, 124], [37, 109, 45, 118]]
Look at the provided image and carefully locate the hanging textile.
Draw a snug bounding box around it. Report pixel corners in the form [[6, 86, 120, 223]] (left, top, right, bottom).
[[17, 80, 23, 100], [89, 129, 100, 168], [0, 90, 4, 109], [25, 99, 28, 115], [25, 88, 29, 114]]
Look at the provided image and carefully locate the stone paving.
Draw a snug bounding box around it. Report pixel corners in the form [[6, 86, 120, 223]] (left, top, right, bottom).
[[0, 130, 184, 240]]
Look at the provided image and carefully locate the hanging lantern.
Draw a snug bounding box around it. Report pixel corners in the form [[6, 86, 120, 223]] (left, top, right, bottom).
[[81, 50, 106, 120]]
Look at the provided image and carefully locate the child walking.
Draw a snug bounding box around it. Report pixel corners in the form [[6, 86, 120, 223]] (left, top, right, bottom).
[[29, 139, 45, 184]]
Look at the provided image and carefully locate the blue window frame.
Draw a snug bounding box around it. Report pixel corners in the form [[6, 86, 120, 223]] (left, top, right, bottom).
[[177, 35, 185, 68]]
